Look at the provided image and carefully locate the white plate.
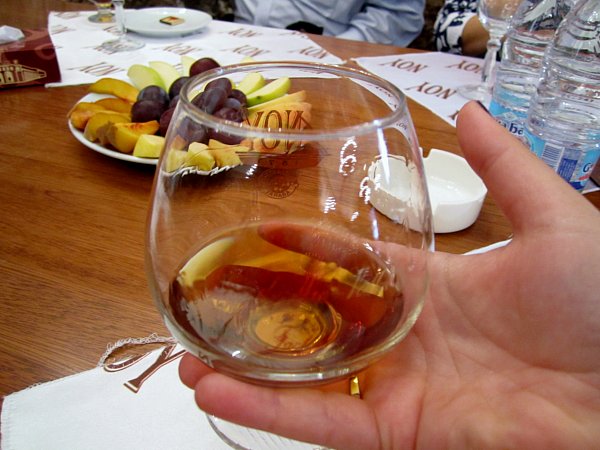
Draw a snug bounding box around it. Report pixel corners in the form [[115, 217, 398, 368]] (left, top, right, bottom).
[[68, 93, 158, 166], [125, 7, 212, 37]]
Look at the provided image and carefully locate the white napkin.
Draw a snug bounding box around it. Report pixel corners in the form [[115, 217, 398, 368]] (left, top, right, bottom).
[[46, 11, 343, 87], [354, 52, 483, 127], [1, 340, 232, 450]]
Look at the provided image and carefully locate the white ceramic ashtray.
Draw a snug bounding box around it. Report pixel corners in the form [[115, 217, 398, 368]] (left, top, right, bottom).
[[368, 149, 487, 233]]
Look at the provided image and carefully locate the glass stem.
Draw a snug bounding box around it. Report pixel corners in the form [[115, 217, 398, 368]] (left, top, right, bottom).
[[113, 0, 125, 37], [480, 33, 502, 91]]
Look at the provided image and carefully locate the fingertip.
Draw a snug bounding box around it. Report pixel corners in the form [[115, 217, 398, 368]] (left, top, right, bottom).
[[454, 100, 588, 232], [179, 352, 215, 389]]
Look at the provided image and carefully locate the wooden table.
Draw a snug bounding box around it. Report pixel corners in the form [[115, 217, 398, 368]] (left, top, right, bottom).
[[1, 0, 598, 400]]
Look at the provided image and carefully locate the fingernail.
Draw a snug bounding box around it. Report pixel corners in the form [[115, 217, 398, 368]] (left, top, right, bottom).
[[475, 100, 492, 116]]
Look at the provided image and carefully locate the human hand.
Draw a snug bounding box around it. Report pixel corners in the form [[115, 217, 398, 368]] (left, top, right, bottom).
[[180, 101, 600, 449]]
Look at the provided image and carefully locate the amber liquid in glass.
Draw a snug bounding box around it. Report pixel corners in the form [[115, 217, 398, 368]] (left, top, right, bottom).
[[169, 223, 404, 369]]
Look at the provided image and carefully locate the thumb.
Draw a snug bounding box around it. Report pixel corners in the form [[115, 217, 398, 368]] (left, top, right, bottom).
[[455, 101, 586, 233]]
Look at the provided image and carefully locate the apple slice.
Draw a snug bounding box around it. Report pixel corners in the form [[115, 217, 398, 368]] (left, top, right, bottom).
[[245, 77, 291, 107], [166, 149, 188, 172], [133, 134, 165, 158], [207, 139, 251, 153], [127, 64, 165, 90], [236, 72, 265, 95], [181, 56, 196, 76], [186, 142, 215, 171], [247, 90, 307, 112], [149, 61, 180, 91], [208, 147, 242, 167]]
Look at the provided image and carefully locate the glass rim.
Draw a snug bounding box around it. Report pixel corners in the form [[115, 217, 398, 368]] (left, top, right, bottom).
[[179, 60, 409, 142]]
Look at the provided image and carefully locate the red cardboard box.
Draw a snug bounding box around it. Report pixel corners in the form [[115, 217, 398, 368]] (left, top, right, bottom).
[[0, 28, 61, 89]]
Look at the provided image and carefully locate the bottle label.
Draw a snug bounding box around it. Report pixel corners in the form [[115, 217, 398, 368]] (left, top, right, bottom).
[[524, 131, 600, 191], [489, 99, 527, 142]]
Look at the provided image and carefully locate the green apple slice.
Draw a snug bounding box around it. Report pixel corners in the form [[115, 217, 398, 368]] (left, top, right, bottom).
[[166, 149, 187, 173], [127, 64, 165, 90], [181, 55, 196, 76], [133, 134, 165, 158], [236, 72, 266, 95], [247, 90, 307, 112], [245, 77, 291, 107], [149, 61, 180, 91]]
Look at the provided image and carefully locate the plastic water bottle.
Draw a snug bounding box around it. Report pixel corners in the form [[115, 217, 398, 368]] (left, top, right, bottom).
[[488, 0, 576, 141], [523, 0, 600, 191]]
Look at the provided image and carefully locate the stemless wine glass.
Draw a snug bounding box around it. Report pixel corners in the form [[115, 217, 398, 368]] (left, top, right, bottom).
[[146, 62, 433, 449], [458, 0, 521, 101], [88, 0, 114, 23], [100, 0, 144, 52]]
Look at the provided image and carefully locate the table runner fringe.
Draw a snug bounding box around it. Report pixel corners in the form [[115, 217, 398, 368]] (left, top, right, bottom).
[[97, 333, 177, 367]]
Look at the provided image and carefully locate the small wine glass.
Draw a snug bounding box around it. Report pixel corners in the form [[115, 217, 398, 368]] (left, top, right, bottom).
[[146, 62, 433, 448], [458, 0, 521, 102], [100, 0, 144, 52], [88, 1, 114, 23]]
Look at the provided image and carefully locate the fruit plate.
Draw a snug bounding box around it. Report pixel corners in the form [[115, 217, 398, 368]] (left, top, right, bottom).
[[125, 7, 212, 37], [68, 93, 159, 166]]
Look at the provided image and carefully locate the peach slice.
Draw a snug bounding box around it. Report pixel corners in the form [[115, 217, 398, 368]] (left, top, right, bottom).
[[105, 121, 160, 153], [94, 97, 133, 115], [68, 102, 109, 130], [83, 112, 131, 142], [88, 78, 139, 103]]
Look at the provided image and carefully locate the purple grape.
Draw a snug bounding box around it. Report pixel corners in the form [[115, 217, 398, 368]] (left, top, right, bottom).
[[131, 99, 166, 123], [191, 87, 228, 114], [180, 117, 208, 144], [169, 76, 189, 99], [222, 97, 242, 110], [137, 85, 169, 109], [228, 89, 247, 106], [169, 95, 180, 109], [204, 78, 232, 96], [208, 129, 243, 145], [159, 107, 175, 136], [189, 58, 220, 77], [213, 106, 245, 123]]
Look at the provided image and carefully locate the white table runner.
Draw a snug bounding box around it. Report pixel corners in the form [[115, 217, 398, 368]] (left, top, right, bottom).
[[47, 11, 343, 87], [354, 52, 484, 128]]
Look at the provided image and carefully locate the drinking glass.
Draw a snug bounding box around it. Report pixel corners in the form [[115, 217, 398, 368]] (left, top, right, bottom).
[[88, 0, 114, 23], [458, 0, 521, 101], [100, 0, 144, 52], [146, 62, 433, 448]]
